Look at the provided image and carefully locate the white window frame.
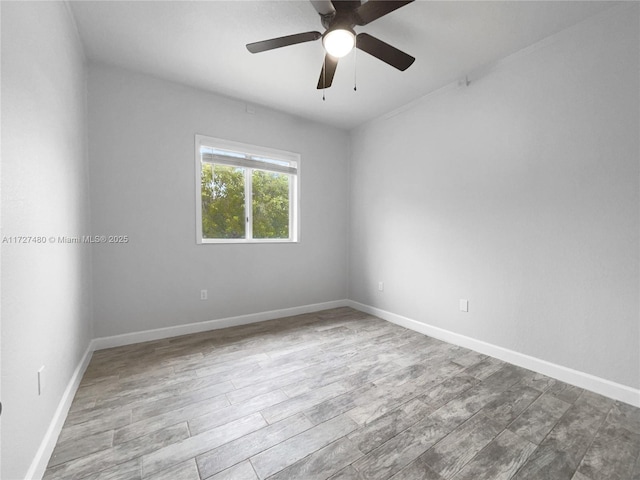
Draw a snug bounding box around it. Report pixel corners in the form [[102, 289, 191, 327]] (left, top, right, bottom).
[[195, 135, 300, 244]]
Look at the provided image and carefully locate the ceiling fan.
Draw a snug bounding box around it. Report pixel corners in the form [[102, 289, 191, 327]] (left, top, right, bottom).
[[246, 0, 415, 90]]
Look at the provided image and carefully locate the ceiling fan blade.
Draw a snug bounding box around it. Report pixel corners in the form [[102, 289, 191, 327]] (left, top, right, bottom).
[[354, 0, 414, 26], [356, 33, 415, 71], [246, 31, 322, 54], [333, 0, 362, 13], [317, 54, 339, 89], [310, 0, 335, 15]]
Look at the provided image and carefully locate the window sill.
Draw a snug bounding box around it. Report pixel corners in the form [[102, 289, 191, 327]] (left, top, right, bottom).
[[198, 239, 299, 245]]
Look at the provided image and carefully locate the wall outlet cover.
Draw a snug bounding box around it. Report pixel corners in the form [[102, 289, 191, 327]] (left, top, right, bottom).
[[37, 366, 45, 395], [459, 299, 469, 312]]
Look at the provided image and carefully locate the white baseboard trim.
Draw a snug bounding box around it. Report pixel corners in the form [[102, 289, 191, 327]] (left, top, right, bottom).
[[92, 299, 350, 351], [347, 300, 640, 408], [27, 297, 639, 479], [26, 343, 94, 480], [27, 299, 349, 479]]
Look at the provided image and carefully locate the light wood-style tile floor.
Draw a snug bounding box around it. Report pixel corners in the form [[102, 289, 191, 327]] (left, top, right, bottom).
[[44, 307, 640, 480]]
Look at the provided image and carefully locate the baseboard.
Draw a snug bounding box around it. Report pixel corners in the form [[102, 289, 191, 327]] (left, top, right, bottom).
[[347, 300, 640, 408], [25, 343, 94, 480], [27, 298, 638, 480], [26, 299, 350, 479], [92, 299, 350, 350]]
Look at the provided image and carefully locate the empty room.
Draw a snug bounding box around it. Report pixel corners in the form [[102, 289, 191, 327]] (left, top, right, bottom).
[[1, 0, 639, 479]]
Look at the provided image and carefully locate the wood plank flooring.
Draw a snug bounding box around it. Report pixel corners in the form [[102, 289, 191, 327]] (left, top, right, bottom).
[[43, 307, 640, 480]]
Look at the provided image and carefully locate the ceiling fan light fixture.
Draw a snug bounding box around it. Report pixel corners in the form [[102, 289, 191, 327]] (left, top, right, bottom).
[[322, 28, 355, 58]]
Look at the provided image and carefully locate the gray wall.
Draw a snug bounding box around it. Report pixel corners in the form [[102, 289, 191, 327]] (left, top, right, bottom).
[[349, 5, 639, 389], [2, 4, 638, 478], [87, 64, 350, 337], [1, 2, 93, 478]]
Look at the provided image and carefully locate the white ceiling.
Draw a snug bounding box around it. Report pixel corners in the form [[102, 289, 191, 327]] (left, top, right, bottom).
[[69, 0, 617, 130]]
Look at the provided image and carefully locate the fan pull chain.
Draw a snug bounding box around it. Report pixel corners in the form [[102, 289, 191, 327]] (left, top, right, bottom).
[[353, 35, 357, 91]]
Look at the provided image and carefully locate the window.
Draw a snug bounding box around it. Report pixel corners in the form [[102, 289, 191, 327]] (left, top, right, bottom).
[[195, 135, 299, 243]]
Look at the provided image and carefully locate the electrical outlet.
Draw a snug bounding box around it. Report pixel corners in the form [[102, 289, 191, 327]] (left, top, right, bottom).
[[37, 366, 45, 395], [200, 289, 208, 300], [459, 299, 469, 312], [378, 282, 384, 292]]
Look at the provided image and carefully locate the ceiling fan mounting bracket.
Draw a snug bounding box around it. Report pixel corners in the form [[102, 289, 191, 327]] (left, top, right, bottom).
[[320, 12, 336, 30], [322, 10, 354, 31]]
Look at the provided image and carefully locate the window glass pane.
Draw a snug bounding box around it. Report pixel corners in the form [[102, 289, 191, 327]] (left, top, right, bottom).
[[201, 163, 246, 239], [252, 169, 290, 239]]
